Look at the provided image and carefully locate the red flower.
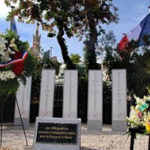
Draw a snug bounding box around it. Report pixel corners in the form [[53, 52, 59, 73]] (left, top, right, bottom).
[[138, 112, 143, 118], [14, 51, 23, 59], [12, 62, 25, 75]]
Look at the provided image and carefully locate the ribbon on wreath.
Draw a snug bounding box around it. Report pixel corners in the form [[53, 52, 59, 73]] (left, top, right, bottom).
[[0, 51, 28, 68], [139, 103, 149, 112]]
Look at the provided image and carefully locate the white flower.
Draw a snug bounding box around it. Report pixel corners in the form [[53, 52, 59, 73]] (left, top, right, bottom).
[[0, 36, 18, 62], [0, 71, 16, 81], [7, 71, 15, 79], [0, 36, 7, 56], [134, 95, 145, 106], [127, 106, 141, 128], [8, 38, 18, 52], [128, 95, 150, 128], [1, 52, 11, 62], [0, 72, 7, 81]]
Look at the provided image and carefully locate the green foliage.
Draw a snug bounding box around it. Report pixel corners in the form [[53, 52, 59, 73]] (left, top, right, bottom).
[[32, 57, 61, 81], [42, 57, 61, 75], [3, 29, 19, 41], [3, 30, 29, 52], [20, 51, 38, 84], [77, 0, 119, 70], [103, 43, 150, 98], [5, 0, 118, 69], [70, 53, 81, 63], [0, 78, 19, 96]]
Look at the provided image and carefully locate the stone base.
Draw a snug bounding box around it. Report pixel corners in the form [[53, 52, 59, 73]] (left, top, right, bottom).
[[14, 117, 29, 129], [34, 117, 81, 150], [24, 145, 80, 150], [24, 146, 33, 150], [87, 120, 102, 132], [34, 144, 80, 150], [112, 120, 127, 132]]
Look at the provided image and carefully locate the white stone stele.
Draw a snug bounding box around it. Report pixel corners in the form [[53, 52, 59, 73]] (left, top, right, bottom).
[[87, 70, 103, 132], [63, 70, 78, 118], [112, 69, 127, 132], [14, 77, 32, 129], [39, 70, 55, 117], [33, 117, 81, 150]]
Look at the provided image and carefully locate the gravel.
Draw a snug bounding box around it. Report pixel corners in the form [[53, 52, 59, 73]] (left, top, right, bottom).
[[0, 124, 149, 150]]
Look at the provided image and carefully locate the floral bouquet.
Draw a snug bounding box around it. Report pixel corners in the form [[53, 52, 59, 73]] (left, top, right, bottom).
[[0, 30, 36, 97], [127, 95, 150, 132]]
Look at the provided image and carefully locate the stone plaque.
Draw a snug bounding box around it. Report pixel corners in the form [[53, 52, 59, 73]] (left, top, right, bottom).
[[112, 69, 127, 132], [87, 70, 102, 132], [34, 117, 81, 150], [63, 70, 78, 118], [14, 77, 32, 129], [39, 70, 55, 117], [36, 123, 77, 144]]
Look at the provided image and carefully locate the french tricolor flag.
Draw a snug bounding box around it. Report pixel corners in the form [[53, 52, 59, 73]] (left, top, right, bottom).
[[118, 13, 150, 51]]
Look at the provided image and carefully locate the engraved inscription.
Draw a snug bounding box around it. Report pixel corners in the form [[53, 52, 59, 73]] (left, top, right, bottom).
[[36, 122, 78, 144], [113, 70, 126, 121]]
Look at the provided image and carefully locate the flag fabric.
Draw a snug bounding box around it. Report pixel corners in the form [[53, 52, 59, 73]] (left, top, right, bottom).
[[118, 14, 150, 51], [10, 17, 17, 33]]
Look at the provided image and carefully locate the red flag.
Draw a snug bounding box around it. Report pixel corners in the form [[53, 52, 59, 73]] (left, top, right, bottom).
[[118, 35, 129, 51]]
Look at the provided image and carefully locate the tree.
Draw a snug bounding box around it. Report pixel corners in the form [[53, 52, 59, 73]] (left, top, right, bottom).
[[5, 0, 78, 69], [5, 0, 118, 70], [74, 0, 119, 69], [70, 53, 81, 63]]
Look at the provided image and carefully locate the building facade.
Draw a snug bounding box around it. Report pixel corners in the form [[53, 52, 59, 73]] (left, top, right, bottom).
[[30, 23, 41, 57]]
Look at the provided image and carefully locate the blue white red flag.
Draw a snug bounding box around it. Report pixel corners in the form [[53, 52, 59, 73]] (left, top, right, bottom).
[[10, 17, 17, 33], [118, 14, 150, 51]]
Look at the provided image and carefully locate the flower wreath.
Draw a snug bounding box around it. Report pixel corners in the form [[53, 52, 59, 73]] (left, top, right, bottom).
[[127, 95, 150, 132], [0, 30, 37, 96]]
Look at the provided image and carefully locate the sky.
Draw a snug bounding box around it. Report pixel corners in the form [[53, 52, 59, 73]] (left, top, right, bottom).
[[0, 0, 150, 61]]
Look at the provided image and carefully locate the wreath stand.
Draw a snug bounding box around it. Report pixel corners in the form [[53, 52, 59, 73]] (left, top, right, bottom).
[[130, 128, 150, 150], [0, 96, 28, 147]]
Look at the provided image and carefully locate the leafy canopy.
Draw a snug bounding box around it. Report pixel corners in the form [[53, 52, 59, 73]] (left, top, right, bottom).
[[70, 53, 81, 63], [5, 0, 118, 40]]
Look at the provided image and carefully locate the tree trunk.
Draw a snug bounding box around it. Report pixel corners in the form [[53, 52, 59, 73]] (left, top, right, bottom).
[[57, 29, 75, 69], [86, 11, 99, 70]]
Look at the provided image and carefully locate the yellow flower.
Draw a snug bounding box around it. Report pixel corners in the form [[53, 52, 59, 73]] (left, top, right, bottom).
[[145, 112, 150, 122], [145, 123, 150, 132]]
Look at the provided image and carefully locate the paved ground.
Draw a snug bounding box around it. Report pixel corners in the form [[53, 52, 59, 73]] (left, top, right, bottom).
[[0, 124, 149, 150]]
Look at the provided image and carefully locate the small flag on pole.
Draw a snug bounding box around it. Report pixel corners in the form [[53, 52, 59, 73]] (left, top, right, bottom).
[[10, 17, 17, 34]]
